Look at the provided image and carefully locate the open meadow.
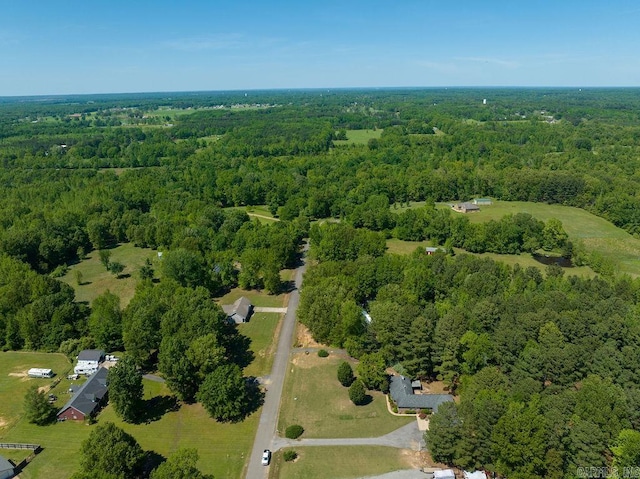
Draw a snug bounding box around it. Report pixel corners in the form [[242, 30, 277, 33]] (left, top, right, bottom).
[[60, 243, 159, 307], [278, 352, 412, 439]]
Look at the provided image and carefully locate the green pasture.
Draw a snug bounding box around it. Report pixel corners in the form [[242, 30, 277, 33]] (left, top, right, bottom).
[[278, 353, 412, 439], [333, 129, 383, 146], [269, 446, 413, 479], [60, 243, 158, 307], [238, 312, 282, 377]]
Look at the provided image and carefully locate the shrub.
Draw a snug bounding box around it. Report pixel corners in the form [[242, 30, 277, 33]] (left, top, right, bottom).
[[406, 409, 416, 415], [419, 412, 427, 420], [283, 450, 298, 462], [349, 379, 367, 405], [285, 424, 304, 439], [337, 361, 355, 387], [317, 349, 329, 357]]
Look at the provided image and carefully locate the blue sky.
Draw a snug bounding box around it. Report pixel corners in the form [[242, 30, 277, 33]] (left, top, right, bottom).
[[1, 0, 639, 95]]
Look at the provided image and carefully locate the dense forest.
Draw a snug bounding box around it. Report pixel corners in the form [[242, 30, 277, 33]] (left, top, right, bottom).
[[2, 88, 640, 476]]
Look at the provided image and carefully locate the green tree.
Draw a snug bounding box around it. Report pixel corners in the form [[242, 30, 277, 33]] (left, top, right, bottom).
[[426, 401, 463, 465], [349, 379, 367, 405], [337, 361, 355, 387], [24, 385, 55, 425], [139, 258, 154, 281], [150, 448, 213, 479], [356, 352, 388, 392], [161, 248, 208, 289], [107, 356, 143, 422], [72, 422, 145, 479], [89, 290, 123, 351], [108, 261, 125, 277], [74, 269, 83, 286], [197, 363, 258, 422], [542, 218, 568, 252], [612, 429, 640, 468], [98, 249, 112, 270]]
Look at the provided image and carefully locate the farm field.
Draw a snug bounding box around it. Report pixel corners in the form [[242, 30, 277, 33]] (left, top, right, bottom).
[[268, 446, 414, 479], [278, 353, 413, 439], [60, 243, 159, 307]]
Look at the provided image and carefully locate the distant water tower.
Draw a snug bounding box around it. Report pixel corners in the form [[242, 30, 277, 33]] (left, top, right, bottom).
[[483, 99, 487, 105]]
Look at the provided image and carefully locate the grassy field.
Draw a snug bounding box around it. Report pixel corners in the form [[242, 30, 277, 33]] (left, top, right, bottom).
[[238, 312, 281, 377], [268, 446, 414, 479], [60, 243, 159, 307], [333, 129, 383, 146], [0, 352, 72, 432], [278, 353, 413, 438], [226, 205, 279, 222]]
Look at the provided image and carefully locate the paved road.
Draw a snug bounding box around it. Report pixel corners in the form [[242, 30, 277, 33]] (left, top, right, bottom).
[[253, 307, 288, 313], [271, 421, 425, 452], [245, 241, 308, 479]]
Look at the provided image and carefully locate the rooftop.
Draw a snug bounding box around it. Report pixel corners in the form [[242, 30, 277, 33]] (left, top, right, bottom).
[[389, 376, 453, 411], [58, 367, 108, 416], [77, 349, 105, 361]]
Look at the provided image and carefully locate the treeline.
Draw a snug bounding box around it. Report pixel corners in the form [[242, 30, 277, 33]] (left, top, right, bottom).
[[299, 224, 640, 476]]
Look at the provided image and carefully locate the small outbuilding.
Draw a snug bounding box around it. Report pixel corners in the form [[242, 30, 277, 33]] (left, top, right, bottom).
[[27, 368, 53, 378], [222, 296, 254, 324], [472, 198, 492, 206], [57, 367, 109, 421], [0, 455, 14, 479], [425, 246, 444, 255]]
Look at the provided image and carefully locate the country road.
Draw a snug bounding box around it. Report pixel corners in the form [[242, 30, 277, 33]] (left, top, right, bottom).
[[245, 241, 308, 479]]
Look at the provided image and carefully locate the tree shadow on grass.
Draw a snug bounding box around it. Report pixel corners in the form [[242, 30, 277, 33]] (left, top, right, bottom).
[[134, 395, 180, 424], [141, 450, 165, 477], [357, 394, 373, 406]]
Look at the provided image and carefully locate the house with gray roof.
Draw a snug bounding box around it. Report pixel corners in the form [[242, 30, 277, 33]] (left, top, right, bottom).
[[57, 367, 108, 421], [0, 455, 14, 479], [389, 375, 453, 412], [222, 296, 254, 324]]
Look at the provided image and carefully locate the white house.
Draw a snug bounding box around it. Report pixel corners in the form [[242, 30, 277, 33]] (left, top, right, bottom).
[[74, 349, 105, 375]]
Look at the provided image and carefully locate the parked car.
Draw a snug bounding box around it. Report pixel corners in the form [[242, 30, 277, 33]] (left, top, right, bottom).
[[261, 449, 271, 466]]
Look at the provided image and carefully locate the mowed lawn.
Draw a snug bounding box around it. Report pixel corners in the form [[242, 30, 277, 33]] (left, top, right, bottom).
[[278, 353, 412, 438], [238, 312, 281, 378], [269, 446, 414, 479], [60, 243, 159, 307]]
